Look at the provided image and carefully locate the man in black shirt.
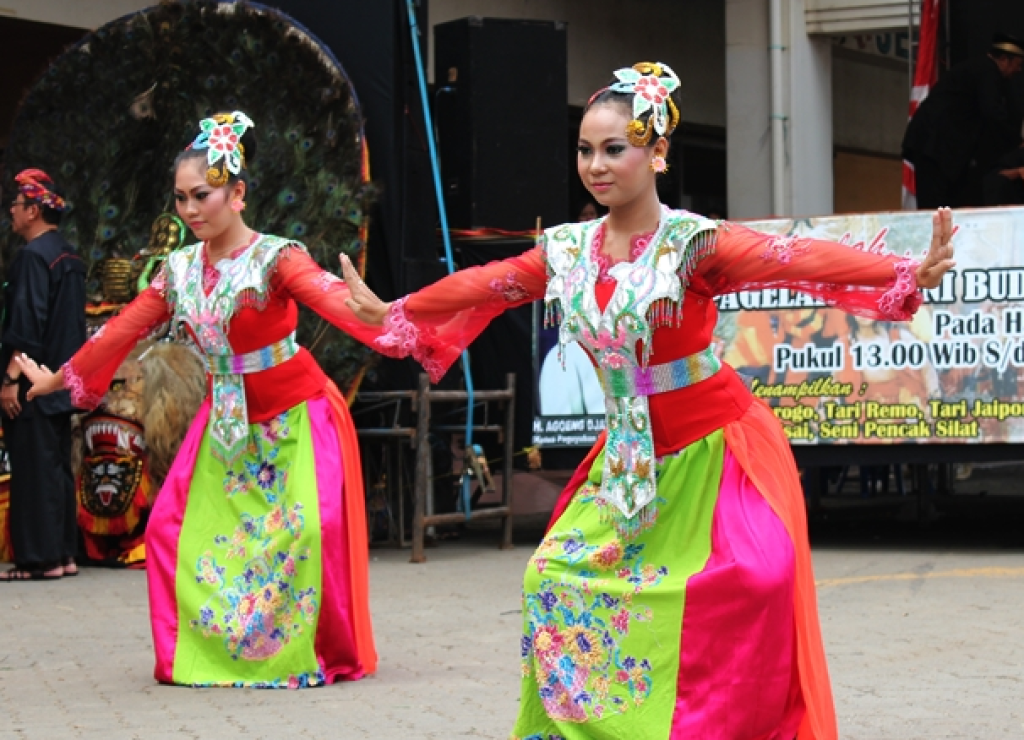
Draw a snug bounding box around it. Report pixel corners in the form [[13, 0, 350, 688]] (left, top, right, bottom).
[[902, 33, 1024, 208], [0, 169, 86, 581]]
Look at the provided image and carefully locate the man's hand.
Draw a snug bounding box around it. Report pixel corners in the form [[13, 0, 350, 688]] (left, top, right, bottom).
[[1, 382, 20, 419]]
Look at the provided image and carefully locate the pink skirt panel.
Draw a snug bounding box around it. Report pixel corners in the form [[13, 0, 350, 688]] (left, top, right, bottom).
[[146, 401, 211, 684], [671, 446, 805, 739]]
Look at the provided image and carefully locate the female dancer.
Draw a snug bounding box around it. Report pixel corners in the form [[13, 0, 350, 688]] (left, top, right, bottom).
[[19, 112, 379, 688], [340, 63, 954, 738]]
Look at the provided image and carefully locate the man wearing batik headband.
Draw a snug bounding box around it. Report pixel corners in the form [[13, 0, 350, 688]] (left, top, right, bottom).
[[0, 168, 86, 581]]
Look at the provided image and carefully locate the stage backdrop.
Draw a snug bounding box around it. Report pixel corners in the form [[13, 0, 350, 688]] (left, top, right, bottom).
[[719, 206, 1024, 445], [532, 207, 1024, 448]]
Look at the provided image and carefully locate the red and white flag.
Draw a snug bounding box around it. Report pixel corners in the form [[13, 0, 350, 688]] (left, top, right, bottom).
[[902, 0, 942, 210]]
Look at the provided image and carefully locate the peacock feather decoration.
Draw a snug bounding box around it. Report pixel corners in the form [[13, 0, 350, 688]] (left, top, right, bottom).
[[1, 0, 376, 392]]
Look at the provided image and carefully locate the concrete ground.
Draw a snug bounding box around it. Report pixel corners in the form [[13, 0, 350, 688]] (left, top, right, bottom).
[[1, 479, 1023, 739]]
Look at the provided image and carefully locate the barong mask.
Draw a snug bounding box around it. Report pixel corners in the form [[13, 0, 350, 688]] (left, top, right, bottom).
[[603, 62, 681, 147], [14, 168, 67, 212], [80, 414, 147, 519], [187, 111, 255, 187]]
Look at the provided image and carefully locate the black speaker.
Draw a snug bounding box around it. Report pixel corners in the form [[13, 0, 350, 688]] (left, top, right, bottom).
[[266, 0, 436, 300], [434, 17, 568, 231]]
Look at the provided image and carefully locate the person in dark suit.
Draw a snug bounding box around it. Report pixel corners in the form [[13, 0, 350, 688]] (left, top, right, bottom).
[[902, 33, 1024, 208], [0, 169, 86, 581], [982, 145, 1024, 205]]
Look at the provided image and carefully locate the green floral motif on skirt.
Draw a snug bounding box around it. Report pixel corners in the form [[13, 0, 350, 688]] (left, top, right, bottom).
[[172, 403, 323, 687], [512, 431, 725, 740]]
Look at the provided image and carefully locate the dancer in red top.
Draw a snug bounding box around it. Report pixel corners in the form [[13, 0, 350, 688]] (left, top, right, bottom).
[[19, 112, 381, 687], [340, 62, 955, 738]]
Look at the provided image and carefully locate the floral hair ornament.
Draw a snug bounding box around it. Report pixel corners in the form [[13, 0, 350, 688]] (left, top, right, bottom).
[[608, 62, 681, 147], [15, 168, 67, 212], [188, 111, 255, 187]]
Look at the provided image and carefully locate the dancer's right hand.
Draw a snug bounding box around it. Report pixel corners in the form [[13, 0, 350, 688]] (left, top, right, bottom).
[[916, 207, 955, 290], [340, 254, 391, 326]]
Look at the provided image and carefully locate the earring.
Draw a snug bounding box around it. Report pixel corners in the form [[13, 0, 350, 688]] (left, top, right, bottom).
[[650, 156, 669, 174], [231, 199, 246, 213]]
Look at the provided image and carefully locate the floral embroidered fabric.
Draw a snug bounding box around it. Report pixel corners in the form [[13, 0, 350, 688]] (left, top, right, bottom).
[[63, 358, 105, 409], [312, 271, 344, 292], [489, 271, 533, 302], [523, 516, 665, 722], [165, 398, 340, 688], [190, 412, 319, 665], [760, 234, 811, 264], [590, 221, 658, 284], [373, 298, 447, 381], [164, 235, 302, 463], [513, 433, 724, 737], [202, 239, 256, 295], [544, 209, 720, 531], [877, 256, 922, 320]]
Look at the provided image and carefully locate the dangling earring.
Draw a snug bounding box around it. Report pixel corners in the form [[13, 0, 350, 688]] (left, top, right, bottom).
[[650, 156, 669, 174], [231, 199, 246, 213]]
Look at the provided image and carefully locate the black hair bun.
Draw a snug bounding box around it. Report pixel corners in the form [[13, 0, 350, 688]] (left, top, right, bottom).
[[239, 126, 258, 169]]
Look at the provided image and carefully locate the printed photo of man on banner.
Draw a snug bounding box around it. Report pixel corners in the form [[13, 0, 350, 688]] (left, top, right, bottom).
[[533, 311, 605, 448]]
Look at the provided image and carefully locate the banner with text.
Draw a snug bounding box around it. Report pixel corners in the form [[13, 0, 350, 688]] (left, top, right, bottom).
[[717, 207, 1024, 445]]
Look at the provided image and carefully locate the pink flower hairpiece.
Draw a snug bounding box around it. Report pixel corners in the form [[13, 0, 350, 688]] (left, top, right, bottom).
[[189, 111, 255, 186], [607, 62, 681, 147]]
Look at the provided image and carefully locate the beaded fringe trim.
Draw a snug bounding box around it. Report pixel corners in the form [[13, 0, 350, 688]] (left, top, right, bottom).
[[543, 226, 718, 334], [599, 495, 660, 541]]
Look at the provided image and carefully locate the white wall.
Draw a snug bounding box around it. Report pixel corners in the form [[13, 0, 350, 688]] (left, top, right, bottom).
[[788, 0, 834, 217], [726, 0, 835, 219], [0, 0, 152, 29], [725, 0, 773, 218], [429, 0, 726, 126], [804, 0, 918, 34]]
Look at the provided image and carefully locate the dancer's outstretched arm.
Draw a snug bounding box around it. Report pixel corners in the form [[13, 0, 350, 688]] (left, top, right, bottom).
[[338, 246, 548, 382], [17, 276, 171, 405], [697, 208, 954, 320]]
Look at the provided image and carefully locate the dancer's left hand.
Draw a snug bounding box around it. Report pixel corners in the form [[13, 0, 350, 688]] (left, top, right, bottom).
[[340, 254, 391, 326], [14, 354, 63, 401], [916, 207, 955, 290]]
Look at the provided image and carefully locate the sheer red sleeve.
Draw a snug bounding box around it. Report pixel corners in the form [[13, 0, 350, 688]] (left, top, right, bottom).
[[697, 222, 923, 320], [270, 247, 399, 348], [371, 246, 548, 381], [63, 281, 172, 409]]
